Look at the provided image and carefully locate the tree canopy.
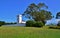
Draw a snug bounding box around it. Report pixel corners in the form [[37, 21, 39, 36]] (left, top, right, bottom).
[[23, 3, 53, 24]]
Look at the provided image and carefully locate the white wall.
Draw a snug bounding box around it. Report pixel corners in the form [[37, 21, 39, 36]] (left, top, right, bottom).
[[17, 14, 26, 24]]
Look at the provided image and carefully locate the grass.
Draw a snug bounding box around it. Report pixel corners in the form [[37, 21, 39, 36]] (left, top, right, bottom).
[[0, 26, 60, 38]]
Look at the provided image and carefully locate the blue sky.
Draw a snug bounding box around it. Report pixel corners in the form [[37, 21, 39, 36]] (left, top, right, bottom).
[[0, 0, 60, 23]]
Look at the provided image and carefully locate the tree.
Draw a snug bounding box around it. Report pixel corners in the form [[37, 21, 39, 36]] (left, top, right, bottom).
[[56, 12, 60, 19], [23, 3, 53, 24], [56, 12, 60, 26], [32, 10, 52, 24], [0, 21, 5, 26]]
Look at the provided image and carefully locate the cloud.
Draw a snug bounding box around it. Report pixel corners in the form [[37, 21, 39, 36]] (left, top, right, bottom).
[[56, 19, 60, 22], [46, 19, 60, 25]]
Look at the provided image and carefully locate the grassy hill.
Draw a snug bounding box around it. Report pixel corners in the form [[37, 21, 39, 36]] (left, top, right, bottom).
[[0, 26, 60, 38]]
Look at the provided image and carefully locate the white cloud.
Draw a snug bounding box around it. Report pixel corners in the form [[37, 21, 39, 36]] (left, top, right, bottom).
[[56, 19, 60, 22]]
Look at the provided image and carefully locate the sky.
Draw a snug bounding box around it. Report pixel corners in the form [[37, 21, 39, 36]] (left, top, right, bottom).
[[0, 0, 60, 23]]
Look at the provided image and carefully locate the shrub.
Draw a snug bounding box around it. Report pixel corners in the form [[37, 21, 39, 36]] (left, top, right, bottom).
[[34, 21, 44, 27], [0, 21, 5, 26], [26, 20, 44, 27], [0, 24, 2, 26], [49, 26, 60, 29], [26, 20, 35, 27], [57, 21, 60, 26], [49, 26, 57, 29]]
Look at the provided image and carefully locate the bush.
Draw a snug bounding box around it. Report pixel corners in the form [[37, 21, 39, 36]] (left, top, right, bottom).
[[49, 26, 57, 29], [26, 20, 44, 27], [34, 21, 44, 27], [0, 21, 5, 26], [0, 24, 2, 26], [26, 20, 35, 27], [49, 26, 60, 29], [57, 21, 60, 26]]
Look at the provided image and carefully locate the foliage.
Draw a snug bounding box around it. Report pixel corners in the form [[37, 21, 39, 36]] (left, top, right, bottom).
[[34, 21, 44, 27], [26, 20, 35, 27], [49, 26, 60, 29], [5, 22, 17, 25], [26, 20, 44, 27], [23, 3, 53, 24], [56, 12, 60, 19], [57, 21, 60, 26], [0, 21, 5, 26], [56, 12, 60, 26]]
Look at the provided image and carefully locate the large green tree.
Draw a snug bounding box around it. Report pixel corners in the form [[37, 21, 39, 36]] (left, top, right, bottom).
[[23, 3, 53, 24]]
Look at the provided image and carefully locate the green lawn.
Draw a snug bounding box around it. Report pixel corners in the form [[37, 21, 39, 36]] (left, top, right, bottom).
[[0, 26, 60, 38]]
